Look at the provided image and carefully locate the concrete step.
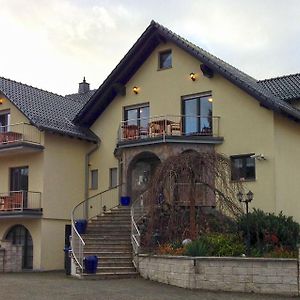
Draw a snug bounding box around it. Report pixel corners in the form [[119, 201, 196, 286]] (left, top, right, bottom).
[[98, 256, 132, 263], [93, 219, 130, 224], [83, 236, 130, 241], [84, 251, 132, 257], [99, 261, 134, 268], [96, 266, 136, 273], [87, 225, 131, 229], [84, 240, 131, 245], [83, 233, 131, 239], [81, 272, 138, 280], [84, 246, 132, 252]]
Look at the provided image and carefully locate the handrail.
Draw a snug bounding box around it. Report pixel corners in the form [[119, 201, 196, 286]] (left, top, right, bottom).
[[119, 114, 220, 142], [0, 122, 42, 145], [131, 191, 151, 269], [71, 184, 123, 273]]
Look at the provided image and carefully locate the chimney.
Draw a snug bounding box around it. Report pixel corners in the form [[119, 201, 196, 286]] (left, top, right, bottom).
[[78, 77, 90, 94]]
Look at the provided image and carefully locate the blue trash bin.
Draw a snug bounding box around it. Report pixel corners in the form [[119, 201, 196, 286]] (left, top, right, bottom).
[[75, 219, 87, 234], [120, 196, 131, 206], [84, 255, 98, 274]]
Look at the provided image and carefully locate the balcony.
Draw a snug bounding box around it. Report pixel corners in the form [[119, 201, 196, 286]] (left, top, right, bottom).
[[117, 115, 223, 147], [0, 191, 42, 217], [0, 123, 43, 156]]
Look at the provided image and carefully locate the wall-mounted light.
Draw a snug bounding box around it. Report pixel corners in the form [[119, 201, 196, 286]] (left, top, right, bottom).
[[132, 86, 139, 94], [208, 97, 213, 103], [190, 72, 196, 81], [0, 98, 3, 105]]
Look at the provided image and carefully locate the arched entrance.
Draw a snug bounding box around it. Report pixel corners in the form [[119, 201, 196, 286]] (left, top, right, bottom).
[[127, 152, 161, 201], [5, 225, 33, 269]]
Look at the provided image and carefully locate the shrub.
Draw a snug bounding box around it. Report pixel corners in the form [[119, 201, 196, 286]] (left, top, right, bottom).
[[157, 243, 185, 256], [202, 233, 245, 257], [185, 233, 245, 257], [265, 246, 297, 259], [237, 209, 300, 253], [185, 239, 210, 256]]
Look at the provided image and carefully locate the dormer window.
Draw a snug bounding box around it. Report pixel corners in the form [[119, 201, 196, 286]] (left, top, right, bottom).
[[0, 110, 10, 133], [159, 50, 172, 69]]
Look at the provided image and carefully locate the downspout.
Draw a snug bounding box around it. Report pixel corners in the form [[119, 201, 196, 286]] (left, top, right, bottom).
[[84, 141, 100, 220]]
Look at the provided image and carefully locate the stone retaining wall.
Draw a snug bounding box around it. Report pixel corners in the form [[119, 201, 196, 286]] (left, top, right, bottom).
[[138, 255, 299, 296], [0, 240, 22, 272]]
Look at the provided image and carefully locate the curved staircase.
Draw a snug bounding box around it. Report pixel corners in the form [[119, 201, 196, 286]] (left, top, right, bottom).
[[81, 206, 137, 279], [71, 186, 138, 279]]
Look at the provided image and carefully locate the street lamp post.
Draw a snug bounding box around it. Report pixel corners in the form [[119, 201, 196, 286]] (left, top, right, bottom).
[[237, 191, 254, 256]]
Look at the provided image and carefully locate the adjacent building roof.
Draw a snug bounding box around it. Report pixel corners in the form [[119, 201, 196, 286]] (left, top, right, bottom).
[[258, 74, 300, 102], [66, 89, 97, 105], [0, 77, 98, 142], [75, 20, 300, 127]]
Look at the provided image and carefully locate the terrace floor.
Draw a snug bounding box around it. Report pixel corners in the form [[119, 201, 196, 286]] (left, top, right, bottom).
[[0, 271, 293, 300]]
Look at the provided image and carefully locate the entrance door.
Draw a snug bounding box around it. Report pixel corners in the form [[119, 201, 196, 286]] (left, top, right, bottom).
[[6, 225, 33, 269]]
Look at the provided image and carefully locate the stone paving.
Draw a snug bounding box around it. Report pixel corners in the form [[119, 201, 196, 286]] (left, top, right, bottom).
[[0, 272, 296, 300]]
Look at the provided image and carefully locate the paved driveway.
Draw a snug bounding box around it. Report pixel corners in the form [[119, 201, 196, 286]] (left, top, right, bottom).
[[0, 272, 295, 300]]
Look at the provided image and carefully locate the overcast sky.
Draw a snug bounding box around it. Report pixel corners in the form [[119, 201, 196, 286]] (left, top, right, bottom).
[[0, 0, 299, 95]]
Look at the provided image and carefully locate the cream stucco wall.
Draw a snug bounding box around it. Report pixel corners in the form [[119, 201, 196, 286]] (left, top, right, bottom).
[[89, 41, 278, 215], [274, 115, 300, 222], [42, 133, 90, 220]]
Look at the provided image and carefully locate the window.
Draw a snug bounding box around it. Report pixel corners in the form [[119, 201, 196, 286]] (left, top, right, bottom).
[[0, 110, 10, 133], [109, 168, 118, 188], [90, 169, 98, 190], [159, 50, 172, 69], [182, 94, 212, 135], [231, 154, 255, 181], [124, 105, 149, 128]]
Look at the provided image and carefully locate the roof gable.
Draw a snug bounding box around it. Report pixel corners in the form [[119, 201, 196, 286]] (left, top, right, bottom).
[[0, 77, 98, 142], [75, 20, 300, 127]]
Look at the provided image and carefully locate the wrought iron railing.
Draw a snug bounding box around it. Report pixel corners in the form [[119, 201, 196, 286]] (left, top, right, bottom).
[[118, 115, 220, 142], [71, 184, 122, 273], [0, 123, 42, 145], [0, 191, 42, 212]]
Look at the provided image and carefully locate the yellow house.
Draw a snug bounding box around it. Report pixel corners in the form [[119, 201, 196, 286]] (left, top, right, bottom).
[[0, 78, 97, 270], [1, 20, 300, 272]]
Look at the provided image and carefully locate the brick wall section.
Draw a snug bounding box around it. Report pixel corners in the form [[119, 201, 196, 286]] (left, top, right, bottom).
[[138, 255, 299, 296], [0, 240, 22, 272]]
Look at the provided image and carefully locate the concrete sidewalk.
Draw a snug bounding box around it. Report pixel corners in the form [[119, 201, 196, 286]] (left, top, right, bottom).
[[0, 272, 295, 300]]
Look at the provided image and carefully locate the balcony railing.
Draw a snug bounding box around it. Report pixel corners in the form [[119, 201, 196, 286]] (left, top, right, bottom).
[[118, 115, 220, 142], [0, 191, 42, 212], [0, 123, 42, 146]]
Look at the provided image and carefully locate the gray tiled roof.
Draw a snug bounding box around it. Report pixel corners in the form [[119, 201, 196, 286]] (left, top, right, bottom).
[[76, 20, 300, 125], [0, 77, 98, 142], [66, 89, 97, 104], [258, 74, 300, 101]]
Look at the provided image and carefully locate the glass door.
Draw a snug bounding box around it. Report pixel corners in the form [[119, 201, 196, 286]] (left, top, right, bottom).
[[10, 166, 29, 207], [182, 95, 212, 135], [10, 167, 29, 192]]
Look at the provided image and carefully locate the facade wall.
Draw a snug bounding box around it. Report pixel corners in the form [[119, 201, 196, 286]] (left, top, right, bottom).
[[0, 152, 43, 195], [274, 114, 300, 222], [0, 95, 29, 125], [40, 219, 68, 270], [138, 255, 299, 296], [42, 133, 90, 220], [90, 40, 278, 215]]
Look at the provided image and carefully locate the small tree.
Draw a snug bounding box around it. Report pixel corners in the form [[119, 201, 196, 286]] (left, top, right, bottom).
[[142, 151, 244, 248]]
